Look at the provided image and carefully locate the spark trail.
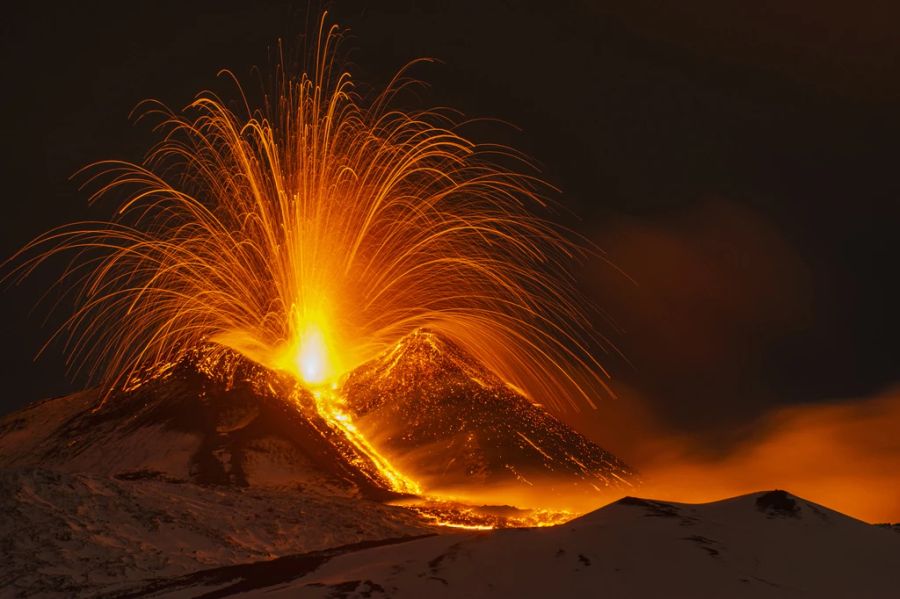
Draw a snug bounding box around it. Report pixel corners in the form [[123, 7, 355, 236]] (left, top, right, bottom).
[[5, 14, 610, 413]]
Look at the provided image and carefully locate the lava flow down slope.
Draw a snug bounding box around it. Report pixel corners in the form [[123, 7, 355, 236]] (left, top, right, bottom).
[[0, 345, 437, 596]]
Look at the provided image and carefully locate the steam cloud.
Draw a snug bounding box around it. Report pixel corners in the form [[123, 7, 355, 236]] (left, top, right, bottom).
[[635, 387, 900, 523]]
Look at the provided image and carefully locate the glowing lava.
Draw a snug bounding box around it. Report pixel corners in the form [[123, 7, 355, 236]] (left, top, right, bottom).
[[288, 314, 338, 387], [402, 499, 574, 530], [280, 314, 423, 496], [309, 387, 422, 496]]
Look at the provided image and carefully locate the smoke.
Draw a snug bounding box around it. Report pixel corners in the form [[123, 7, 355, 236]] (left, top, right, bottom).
[[384, 385, 900, 521], [632, 387, 900, 523], [583, 199, 815, 432], [569, 199, 900, 523]]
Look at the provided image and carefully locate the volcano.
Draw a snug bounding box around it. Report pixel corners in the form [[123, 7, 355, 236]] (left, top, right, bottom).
[[0, 345, 436, 595], [0, 330, 636, 503]]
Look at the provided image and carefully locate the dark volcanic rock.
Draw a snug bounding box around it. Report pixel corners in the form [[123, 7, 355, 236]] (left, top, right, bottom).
[[343, 329, 636, 491], [1, 331, 636, 501], [756, 490, 801, 518], [0, 344, 401, 500]]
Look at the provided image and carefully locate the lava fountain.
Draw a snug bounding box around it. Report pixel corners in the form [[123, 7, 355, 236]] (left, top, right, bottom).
[[4, 15, 624, 513]]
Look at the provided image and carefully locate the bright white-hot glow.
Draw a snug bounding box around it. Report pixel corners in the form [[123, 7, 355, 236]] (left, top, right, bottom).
[[296, 324, 328, 385]]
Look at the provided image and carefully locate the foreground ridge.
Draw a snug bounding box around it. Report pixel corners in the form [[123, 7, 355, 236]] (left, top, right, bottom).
[[112, 490, 900, 598]]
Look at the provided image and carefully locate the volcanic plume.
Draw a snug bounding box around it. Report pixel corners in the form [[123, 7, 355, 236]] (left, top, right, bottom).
[[5, 17, 609, 418]]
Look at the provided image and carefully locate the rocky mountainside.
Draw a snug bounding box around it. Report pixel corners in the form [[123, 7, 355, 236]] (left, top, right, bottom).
[[0, 345, 409, 498], [0, 332, 637, 596], [0, 345, 434, 597], [344, 329, 636, 499]]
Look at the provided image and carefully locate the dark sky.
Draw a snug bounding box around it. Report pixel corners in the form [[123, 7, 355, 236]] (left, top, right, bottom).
[[1, 1, 898, 447]]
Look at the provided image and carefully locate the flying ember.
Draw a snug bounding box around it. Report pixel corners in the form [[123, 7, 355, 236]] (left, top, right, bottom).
[[6, 15, 608, 414]]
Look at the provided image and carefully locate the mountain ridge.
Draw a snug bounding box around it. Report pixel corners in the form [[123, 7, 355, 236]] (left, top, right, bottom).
[[344, 329, 637, 499], [109, 489, 900, 598]]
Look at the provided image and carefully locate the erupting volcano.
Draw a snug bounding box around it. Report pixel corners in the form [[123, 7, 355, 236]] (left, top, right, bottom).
[[3, 9, 897, 598], [0, 328, 633, 533], [3, 16, 633, 529]]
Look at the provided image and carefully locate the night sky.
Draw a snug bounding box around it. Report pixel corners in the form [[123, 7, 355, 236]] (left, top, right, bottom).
[[2, 1, 898, 453]]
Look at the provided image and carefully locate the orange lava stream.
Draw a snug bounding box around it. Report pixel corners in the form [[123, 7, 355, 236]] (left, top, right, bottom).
[[304, 379, 572, 529], [398, 498, 575, 530], [310, 387, 421, 496], [305, 387, 572, 529]]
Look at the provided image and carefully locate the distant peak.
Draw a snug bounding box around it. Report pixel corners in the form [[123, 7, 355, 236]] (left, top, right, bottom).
[[390, 328, 458, 355], [755, 490, 801, 518], [352, 327, 500, 388]]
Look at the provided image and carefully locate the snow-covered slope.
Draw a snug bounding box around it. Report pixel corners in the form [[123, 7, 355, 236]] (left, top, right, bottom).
[[122, 490, 900, 598], [0, 468, 429, 597], [1, 337, 895, 597], [0, 346, 438, 597]]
